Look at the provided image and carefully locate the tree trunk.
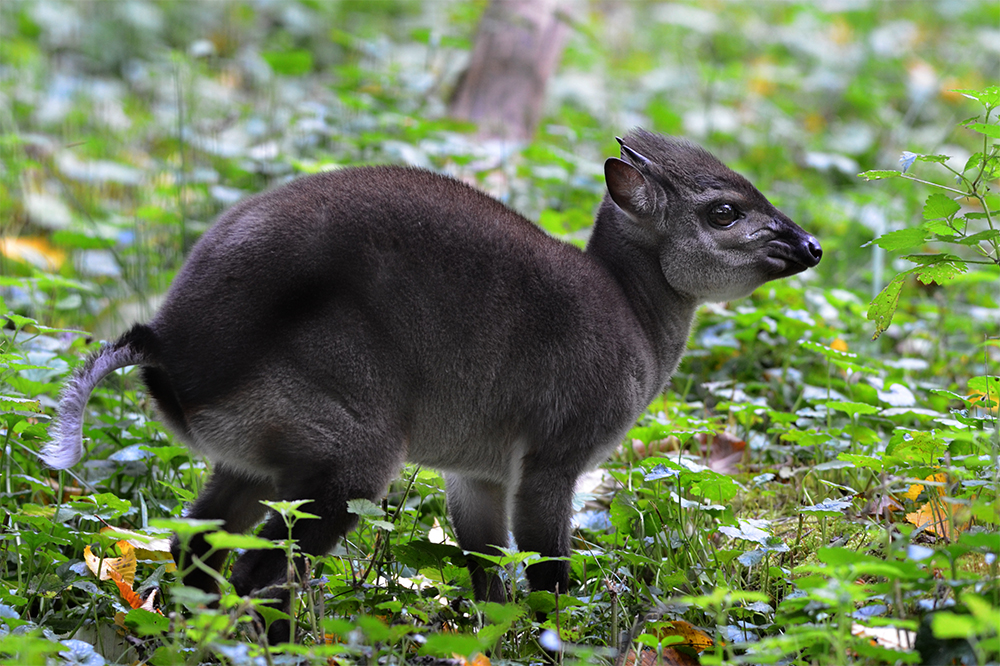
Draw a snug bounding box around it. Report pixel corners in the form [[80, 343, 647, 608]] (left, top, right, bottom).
[[449, 0, 570, 141]]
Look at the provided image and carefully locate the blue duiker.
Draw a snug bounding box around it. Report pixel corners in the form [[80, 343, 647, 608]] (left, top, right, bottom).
[[42, 129, 821, 640]]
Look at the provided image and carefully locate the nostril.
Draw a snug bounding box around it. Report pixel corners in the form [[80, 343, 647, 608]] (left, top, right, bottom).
[[806, 237, 822, 264]]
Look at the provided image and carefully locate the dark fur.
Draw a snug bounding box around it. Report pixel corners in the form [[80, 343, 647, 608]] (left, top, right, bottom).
[[43, 130, 820, 642]]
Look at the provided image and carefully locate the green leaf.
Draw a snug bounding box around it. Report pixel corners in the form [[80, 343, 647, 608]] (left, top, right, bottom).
[[955, 86, 1000, 107], [123, 608, 170, 636], [826, 401, 880, 416], [967, 122, 1000, 138], [837, 453, 884, 470], [204, 532, 281, 550], [261, 50, 313, 76], [858, 170, 901, 181], [954, 228, 1000, 246], [968, 375, 1000, 408], [149, 517, 224, 537], [346, 498, 383, 517], [421, 633, 484, 659], [393, 540, 466, 569], [922, 193, 961, 220], [932, 611, 977, 639], [913, 260, 967, 285], [867, 272, 908, 339], [872, 227, 926, 251]]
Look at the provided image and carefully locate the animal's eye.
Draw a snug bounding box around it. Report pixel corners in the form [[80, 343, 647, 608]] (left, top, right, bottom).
[[709, 203, 741, 227]]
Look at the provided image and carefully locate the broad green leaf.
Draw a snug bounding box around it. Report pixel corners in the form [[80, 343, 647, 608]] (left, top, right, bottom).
[[346, 498, 384, 517], [261, 50, 313, 76], [955, 86, 1000, 107], [799, 340, 880, 374], [932, 611, 977, 639], [924, 220, 958, 236], [858, 169, 900, 181], [0, 395, 39, 411], [922, 193, 961, 220], [826, 401, 880, 416], [204, 532, 281, 550], [967, 122, 1000, 138], [867, 273, 908, 339], [837, 453, 883, 470], [262, 499, 319, 520], [914, 260, 967, 285], [871, 227, 926, 251], [123, 608, 170, 636], [954, 228, 1000, 246], [913, 154, 951, 164], [149, 517, 224, 537], [420, 633, 484, 659], [968, 375, 1000, 407]]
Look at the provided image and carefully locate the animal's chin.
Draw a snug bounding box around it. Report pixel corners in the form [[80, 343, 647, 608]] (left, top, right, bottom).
[[765, 255, 810, 279]]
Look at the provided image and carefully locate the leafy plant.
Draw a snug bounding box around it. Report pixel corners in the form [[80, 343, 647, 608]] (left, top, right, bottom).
[[862, 86, 999, 340]]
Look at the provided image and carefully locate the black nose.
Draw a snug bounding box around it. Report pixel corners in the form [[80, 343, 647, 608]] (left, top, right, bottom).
[[804, 236, 822, 266]]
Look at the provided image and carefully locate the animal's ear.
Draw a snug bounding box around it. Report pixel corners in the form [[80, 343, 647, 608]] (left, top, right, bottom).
[[605, 157, 661, 221]]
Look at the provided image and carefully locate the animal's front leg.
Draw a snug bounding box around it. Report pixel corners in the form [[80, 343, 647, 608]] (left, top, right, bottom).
[[446, 473, 510, 602], [512, 464, 576, 597]]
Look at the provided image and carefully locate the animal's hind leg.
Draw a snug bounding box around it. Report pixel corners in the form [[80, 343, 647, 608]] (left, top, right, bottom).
[[228, 422, 406, 643], [171, 465, 276, 595]]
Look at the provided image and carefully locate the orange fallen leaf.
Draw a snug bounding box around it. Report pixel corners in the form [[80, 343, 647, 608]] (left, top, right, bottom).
[[906, 501, 970, 541], [453, 653, 490, 666], [652, 620, 714, 653]]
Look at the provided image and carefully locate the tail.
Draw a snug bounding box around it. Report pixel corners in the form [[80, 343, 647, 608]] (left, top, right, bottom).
[[41, 325, 156, 469]]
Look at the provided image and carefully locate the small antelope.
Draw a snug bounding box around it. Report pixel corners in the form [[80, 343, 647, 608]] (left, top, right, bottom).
[[43, 129, 821, 641]]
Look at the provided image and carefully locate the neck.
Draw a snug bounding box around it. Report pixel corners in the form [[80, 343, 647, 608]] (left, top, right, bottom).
[[586, 204, 699, 391]]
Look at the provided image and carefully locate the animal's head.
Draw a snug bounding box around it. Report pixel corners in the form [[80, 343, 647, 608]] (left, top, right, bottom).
[[603, 129, 822, 302]]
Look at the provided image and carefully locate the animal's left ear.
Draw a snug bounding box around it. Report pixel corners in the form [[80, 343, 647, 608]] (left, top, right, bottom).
[[605, 157, 662, 221]]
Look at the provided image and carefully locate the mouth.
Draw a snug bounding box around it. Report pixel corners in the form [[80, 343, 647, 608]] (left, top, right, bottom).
[[765, 237, 822, 277], [766, 255, 811, 278]]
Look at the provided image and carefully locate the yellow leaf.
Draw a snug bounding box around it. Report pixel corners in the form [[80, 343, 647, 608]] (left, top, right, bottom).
[[904, 472, 948, 502], [83, 542, 137, 585], [100, 526, 176, 573], [0, 236, 66, 271], [831, 338, 849, 352]]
